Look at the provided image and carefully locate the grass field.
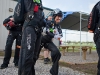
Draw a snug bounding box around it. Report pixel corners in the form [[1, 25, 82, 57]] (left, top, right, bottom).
[[60, 42, 96, 52]]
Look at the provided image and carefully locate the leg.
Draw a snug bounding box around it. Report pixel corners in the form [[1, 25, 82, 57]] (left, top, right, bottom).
[[44, 49, 49, 58], [95, 38, 100, 75], [32, 32, 42, 61], [47, 42, 61, 75], [30, 30, 42, 75], [0, 32, 15, 69], [36, 35, 47, 60], [97, 58, 100, 75], [14, 32, 22, 66], [18, 26, 37, 75], [43, 48, 50, 64]]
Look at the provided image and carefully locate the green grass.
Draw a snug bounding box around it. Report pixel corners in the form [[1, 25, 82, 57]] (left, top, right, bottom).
[[60, 47, 96, 52], [60, 42, 96, 52], [62, 42, 95, 47]]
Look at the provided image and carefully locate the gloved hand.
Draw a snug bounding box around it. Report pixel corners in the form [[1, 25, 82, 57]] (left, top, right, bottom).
[[8, 21, 15, 27], [54, 35, 62, 40], [4, 21, 15, 30], [5, 24, 12, 30]]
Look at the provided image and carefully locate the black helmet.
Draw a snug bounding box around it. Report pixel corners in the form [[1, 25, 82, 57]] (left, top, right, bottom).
[[53, 8, 63, 18], [45, 8, 63, 19]]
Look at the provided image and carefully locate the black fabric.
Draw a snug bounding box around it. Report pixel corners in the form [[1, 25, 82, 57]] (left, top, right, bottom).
[[47, 42, 61, 75], [14, 0, 25, 24], [39, 40, 61, 75], [9, 25, 22, 31], [94, 35, 100, 75], [3, 16, 22, 31], [87, 1, 100, 32], [26, 10, 44, 28], [14, 0, 43, 25], [41, 35, 52, 43], [16, 1, 45, 75], [3, 16, 12, 24], [89, 2, 100, 75], [38, 20, 63, 75], [18, 26, 42, 75], [46, 20, 63, 37], [2, 31, 22, 66], [5, 24, 22, 31], [40, 41, 61, 75]]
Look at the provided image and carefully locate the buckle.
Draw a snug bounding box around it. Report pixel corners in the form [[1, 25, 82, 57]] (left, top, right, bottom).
[[28, 15, 34, 19], [35, 27, 38, 31]]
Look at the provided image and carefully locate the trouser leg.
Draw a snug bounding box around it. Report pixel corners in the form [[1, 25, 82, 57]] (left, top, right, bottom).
[[14, 32, 22, 65], [3, 32, 15, 65], [18, 26, 41, 75], [47, 42, 61, 75], [95, 38, 100, 75], [18, 26, 37, 75]]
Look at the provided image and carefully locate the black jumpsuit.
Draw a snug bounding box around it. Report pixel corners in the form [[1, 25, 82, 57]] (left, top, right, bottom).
[[88, 1, 100, 75], [1, 16, 22, 67], [39, 20, 63, 75], [14, 0, 45, 75]]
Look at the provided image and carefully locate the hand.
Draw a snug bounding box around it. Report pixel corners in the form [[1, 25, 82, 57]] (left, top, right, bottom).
[[88, 30, 93, 33], [54, 29, 56, 34], [54, 35, 61, 40], [58, 38, 60, 40], [8, 21, 15, 27]]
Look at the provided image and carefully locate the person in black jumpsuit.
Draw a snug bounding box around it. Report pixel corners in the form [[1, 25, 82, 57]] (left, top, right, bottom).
[[13, 0, 45, 75], [88, 1, 100, 75], [39, 9, 63, 75], [0, 15, 22, 69]]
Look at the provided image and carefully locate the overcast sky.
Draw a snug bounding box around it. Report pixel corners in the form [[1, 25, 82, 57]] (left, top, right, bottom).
[[42, 0, 99, 13]]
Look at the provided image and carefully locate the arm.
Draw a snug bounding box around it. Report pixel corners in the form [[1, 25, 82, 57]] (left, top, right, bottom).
[[57, 25, 63, 37], [14, 0, 26, 23], [3, 16, 15, 30], [88, 1, 100, 32], [3, 16, 13, 25], [45, 21, 55, 38], [54, 25, 63, 40]]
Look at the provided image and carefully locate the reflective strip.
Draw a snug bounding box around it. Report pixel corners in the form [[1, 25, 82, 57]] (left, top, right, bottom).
[[88, 12, 92, 28], [33, 0, 40, 3], [50, 28, 53, 33]]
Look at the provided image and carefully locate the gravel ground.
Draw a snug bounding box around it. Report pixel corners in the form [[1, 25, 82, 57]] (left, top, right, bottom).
[[60, 51, 98, 64], [40, 51, 98, 64], [0, 57, 90, 75]]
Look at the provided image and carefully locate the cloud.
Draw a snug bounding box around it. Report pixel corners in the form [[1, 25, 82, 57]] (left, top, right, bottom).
[[89, 3, 95, 10]]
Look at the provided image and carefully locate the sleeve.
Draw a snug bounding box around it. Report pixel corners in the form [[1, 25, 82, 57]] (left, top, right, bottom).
[[57, 25, 63, 37], [87, 1, 100, 32], [3, 16, 12, 25], [14, 0, 25, 23], [45, 21, 55, 38], [54, 25, 63, 40]]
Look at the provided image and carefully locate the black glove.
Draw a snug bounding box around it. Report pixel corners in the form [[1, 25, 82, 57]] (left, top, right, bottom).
[[46, 31, 54, 38], [3, 16, 12, 24], [5, 21, 15, 30]]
